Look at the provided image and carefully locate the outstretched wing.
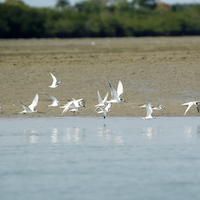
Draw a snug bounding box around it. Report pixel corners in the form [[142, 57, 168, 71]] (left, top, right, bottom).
[[61, 101, 73, 115], [72, 98, 83, 107], [103, 92, 109, 103], [56, 80, 62, 86], [20, 101, 30, 111], [182, 102, 192, 115], [50, 72, 57, 86], [108, 81, 118, 100], [97, 91, 103, 104], [117, 80, 123, 97], [146, 103, 153, 117], [29, 94, 39, 111], [46, 94, 56, 101]]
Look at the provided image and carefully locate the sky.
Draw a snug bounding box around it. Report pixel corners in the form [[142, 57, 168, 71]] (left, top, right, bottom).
[[0, 0, 200, 7]]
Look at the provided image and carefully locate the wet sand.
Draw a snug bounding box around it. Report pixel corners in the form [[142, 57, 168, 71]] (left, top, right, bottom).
[[0, 37, 200, 117]]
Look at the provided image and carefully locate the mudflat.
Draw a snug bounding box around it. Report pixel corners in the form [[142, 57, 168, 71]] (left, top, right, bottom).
[[0, 37, 200, 117]]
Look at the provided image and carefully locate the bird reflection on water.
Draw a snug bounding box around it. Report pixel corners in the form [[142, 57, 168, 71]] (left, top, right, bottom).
[[64, 127, 85, 143], [184, 125, 200, 138], [51, 128, 59, 143], [22, 129, 39, 144], [142, 126, 158, 140], [97, 124, 124, 145], [3, 117, 200, 200]]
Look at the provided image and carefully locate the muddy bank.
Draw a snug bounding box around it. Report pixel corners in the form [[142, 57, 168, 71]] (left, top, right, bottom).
[[0, 37, 200, 117]]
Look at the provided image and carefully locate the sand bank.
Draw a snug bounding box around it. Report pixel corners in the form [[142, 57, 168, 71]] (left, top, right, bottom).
[[0, 37, 200, 117]]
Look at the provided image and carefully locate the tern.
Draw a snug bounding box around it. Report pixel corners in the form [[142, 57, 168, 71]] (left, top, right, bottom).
[[182, 101, 200, 115], [140, 103, 154, 119], [97, 103, 112, 119], [107, 80, 124, 103], [152, 105, 165, 110], [71, 98, 85, 108], [94, 91, 109, 112], [61, 98, 85, 115], [20, 94, 39, 114], [49, 72, 62, 88], [46, 94, 60, 107], [69, 108, 81, 113], [61, 101, 74, 115]]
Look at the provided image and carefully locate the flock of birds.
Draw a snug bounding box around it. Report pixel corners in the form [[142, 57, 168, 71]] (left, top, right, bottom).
[[18, 72, 200, 119]]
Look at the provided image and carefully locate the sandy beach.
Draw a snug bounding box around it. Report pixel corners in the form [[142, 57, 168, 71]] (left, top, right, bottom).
[[0, 36, 200, 117]]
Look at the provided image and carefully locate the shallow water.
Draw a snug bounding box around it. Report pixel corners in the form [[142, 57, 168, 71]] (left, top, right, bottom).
[[1, 117, 200, 200]]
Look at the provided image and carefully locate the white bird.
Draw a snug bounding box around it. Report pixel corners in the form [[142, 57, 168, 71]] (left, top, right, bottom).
[[107, 80, 124, 103], [71, 98, 85, 108], [140, 103, 154, 119], [97, 103, 112, 119], [61, 101, 74, 115], [94, 91, 109, 112], [182, 101, 200, 115], [69, 108, 81, 113], [49, 72, 62, 88], [152, 105, 165, 110], [46, 94, 60, 107], [61, 98, 85, 115], [20, 94, 39, 114]]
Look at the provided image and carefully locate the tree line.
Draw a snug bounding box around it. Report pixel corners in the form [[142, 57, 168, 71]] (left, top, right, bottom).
[[0, 0, 200, 38]]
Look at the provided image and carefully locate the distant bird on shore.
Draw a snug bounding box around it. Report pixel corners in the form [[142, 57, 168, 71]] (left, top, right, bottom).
[[49, 72, 62, 88], [182, 101, 200, 115], [20, 94, 39, 114], [152, 105, 165, 110], [140, 103, 154, 119], [46, 94, 60, 107], [107, 80, 125, 103]]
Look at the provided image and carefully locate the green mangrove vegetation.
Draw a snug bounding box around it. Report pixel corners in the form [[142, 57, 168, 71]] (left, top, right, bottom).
[[0, 0, 200, 38]]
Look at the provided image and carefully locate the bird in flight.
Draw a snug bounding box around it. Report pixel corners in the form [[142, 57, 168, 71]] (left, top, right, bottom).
[[182, 101, 200, 115], [49, 72, 62, 88], [140, 103, 154, 119], [20, 94, 39, 114], [107, 80, 125, 103], [46, 94, 60, 107]]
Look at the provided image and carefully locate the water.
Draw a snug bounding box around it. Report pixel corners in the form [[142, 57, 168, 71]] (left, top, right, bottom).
[[1, 117, 200, 200]]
